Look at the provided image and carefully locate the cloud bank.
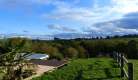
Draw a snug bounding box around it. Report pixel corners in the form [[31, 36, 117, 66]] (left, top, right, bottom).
[[46, 23, 77, 32]]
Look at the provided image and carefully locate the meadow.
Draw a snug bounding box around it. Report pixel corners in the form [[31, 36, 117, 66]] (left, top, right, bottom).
[[31, 58, 138, 80], [95, 38, 138, 41]]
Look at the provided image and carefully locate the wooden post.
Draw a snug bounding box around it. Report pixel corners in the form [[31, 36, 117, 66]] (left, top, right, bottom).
[[128, 62, 134, 80], [87, 53, 89, 59], [118, 53, 120, 67], [121, 53, 124, 77], [113, 52, 114, 60], [116, 52, 118, 63], [114, 52, 116, 60]]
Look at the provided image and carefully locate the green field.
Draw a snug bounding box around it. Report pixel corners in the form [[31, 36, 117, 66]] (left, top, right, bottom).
[[31, 58, 138, 80], [88, 38, 138, 41]]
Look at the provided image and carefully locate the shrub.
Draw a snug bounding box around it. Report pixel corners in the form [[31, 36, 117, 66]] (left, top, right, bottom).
[[68, 40, 87, 58], [49, 53, 63, 61], [63, 47, 78, 59]]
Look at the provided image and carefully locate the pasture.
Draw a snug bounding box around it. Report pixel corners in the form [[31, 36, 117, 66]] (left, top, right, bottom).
[[31, 58, 138, 80], [88, 38, 138, 41]]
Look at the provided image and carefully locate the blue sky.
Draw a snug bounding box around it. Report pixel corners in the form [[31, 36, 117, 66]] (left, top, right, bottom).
[[1, 0, 138, 40]]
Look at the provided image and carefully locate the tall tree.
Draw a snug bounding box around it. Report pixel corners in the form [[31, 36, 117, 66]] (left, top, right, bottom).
[[69, 40, 87, 58]]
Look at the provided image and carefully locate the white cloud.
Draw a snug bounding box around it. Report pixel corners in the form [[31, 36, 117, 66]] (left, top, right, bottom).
[[82, 20, 96, 26], [111, 0, 138, 13], [46, 23, 77, 32], [39, 7, 96, 21]]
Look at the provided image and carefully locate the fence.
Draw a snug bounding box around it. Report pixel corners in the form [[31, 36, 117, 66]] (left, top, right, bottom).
[[113, 51, 134, 80], [65, 52, 134, 80], [65, 52, 113, 60]]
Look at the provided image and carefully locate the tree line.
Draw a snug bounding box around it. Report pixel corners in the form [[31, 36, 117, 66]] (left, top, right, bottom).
[[17, 37, 138, 59], [57, 34, 138, 40], [80, 40, 138, 59]]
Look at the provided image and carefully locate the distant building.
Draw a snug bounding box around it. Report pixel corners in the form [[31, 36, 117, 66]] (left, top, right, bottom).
[[54, 37, 59, 41]]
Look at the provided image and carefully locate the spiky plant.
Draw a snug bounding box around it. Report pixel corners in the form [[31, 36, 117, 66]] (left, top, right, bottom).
[[0, 37, 39, 80]]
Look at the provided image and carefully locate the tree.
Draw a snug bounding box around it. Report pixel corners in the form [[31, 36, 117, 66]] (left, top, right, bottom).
[[114, 35, 120, 38], [0, 38, 38, 80], [127, 40, 138, 59], [100, 37, 103, 39], [115, 40, 128, 53], [106, 36, 110, 39], [68, 40, 87, 58], [63, 47, 78, 59]]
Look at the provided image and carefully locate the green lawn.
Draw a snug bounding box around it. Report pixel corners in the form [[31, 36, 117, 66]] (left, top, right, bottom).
[[31, 58, 138, 80]]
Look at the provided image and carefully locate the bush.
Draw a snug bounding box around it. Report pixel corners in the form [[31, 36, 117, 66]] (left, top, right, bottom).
[[49, 53, 63, 61], [63, 47, 78, 59], [68, 40, 87, 58]]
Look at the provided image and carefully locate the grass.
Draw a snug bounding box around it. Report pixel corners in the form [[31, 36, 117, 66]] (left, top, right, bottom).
[[126, 59, 138, 79], [31, 58, 138, 80], [87, 38, 138, 41]]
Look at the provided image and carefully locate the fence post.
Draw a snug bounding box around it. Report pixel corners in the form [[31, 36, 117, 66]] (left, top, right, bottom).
[[118, 53, 120, 67], [121, 53, 124, 77], [114, 52, 116, 60], [87, 53, 89, 59], [113, 52, 114, 60], [113, 52, 115, 60], [128, 62, 134, 80], [116, 52, 118, 63]]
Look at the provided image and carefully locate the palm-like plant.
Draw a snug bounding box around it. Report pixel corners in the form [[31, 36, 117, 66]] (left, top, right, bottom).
[[0, 38, 39, 80]]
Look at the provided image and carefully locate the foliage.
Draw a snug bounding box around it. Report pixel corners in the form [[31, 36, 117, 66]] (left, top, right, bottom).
[[32, 41, 59, 54], [80, 40, 138, 59], [68, 40, 87, 58], [127, 40, 138, 59], [52, 43, 61, 48], [115, 40, 128, 53], [57, 46, 67, 55], [80, 40, 115, 55], [0, 37, 38, 80], [49, 53, 63, 61], [63, 47, 78, 59]]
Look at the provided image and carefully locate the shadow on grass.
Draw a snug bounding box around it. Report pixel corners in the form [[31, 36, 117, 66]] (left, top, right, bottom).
[[74, 69, 83, 80], [104, 68, 116, 78], [109, 60, 118, 68], [74, 64, 95, 80], [85, 77, 123, 80], [94, 61, 101, 65], [88, 64, 94, 70], [79, 60, 121, 80], [74, 68, 121, 80]]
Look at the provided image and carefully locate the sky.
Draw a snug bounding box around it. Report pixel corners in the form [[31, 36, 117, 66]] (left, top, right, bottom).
[[1, 0, 138, 40]]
